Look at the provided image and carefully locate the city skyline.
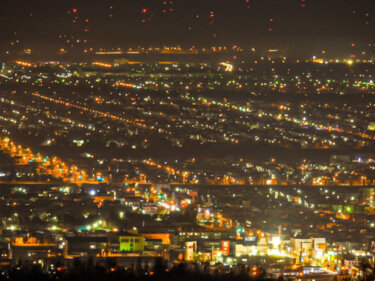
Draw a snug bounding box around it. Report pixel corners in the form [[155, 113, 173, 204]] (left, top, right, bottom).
[[0, 1, 375, 280]]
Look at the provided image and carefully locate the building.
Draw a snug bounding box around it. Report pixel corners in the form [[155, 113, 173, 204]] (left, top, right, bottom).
[[119, 233, 144, 252]]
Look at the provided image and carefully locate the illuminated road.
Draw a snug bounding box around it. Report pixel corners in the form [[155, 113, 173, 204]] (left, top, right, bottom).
[[31, 92, 172, 135]]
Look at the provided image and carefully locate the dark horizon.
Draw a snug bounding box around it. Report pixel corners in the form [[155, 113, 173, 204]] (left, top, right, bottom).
[[1, 0, 374, 57]]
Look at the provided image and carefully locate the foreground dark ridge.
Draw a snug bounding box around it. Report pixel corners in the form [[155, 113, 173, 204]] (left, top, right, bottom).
[[2, 259, 275, 281]]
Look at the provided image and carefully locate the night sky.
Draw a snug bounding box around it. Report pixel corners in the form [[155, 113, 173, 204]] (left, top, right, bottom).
[[1, 0, 374, 56]]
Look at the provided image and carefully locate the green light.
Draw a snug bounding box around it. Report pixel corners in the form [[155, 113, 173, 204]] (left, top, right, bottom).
[[237, 227, 243, 234]]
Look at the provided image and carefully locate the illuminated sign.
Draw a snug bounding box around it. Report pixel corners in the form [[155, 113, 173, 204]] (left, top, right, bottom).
[[243, 236, 258, 246], [221, 240, 230, 255], [185, 241, 197, 261]]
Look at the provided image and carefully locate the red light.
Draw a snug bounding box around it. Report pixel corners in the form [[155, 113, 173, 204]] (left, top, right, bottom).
[[72, 8, 78, 13], [142, 8, 148, 14]]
